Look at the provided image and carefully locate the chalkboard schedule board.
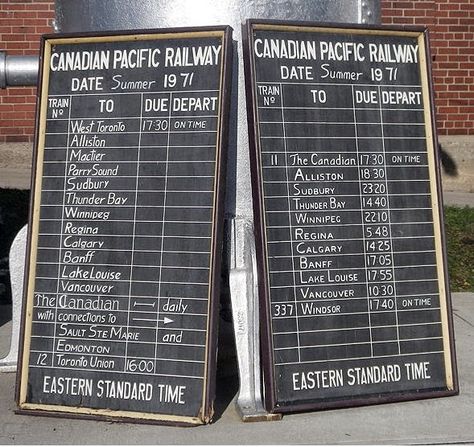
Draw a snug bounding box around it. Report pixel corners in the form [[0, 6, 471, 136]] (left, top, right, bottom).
[[17, 26, 232, 425], [243, 20, 458, 413]]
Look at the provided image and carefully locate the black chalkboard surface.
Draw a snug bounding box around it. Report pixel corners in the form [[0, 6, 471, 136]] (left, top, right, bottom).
[[17, 27, 232, 425], [243, 20, 458, 413]]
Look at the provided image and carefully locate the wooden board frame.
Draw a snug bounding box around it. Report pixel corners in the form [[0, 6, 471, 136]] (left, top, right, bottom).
[[16, 25, 233, 425], [243, 19, 458, 414]]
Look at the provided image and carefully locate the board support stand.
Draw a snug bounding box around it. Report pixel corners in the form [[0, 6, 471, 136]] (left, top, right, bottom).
[[0, 225, 27, 372], [229, 217, 282, 422]]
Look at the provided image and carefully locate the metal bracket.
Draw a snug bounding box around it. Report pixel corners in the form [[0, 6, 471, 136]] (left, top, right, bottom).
[[0, 225, 27, 372], [360, 0, 380, 24], [228, 217, 281, 422]]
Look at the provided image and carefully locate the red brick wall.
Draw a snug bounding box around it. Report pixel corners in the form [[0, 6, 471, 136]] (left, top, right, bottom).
[[0, 0, 54, 143], [381, 0, 474, 135], [0, 1, 472, 141]]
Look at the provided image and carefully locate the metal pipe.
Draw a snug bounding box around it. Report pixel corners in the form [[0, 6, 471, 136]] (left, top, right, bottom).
[[0, 52, 39, 88]]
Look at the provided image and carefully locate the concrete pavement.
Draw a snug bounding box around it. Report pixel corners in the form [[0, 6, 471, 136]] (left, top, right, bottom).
[[0, 292, 473, 444], [443, 191, 474, 208]]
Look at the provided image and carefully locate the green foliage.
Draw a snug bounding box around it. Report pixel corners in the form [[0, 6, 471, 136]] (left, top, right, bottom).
[[444, 206, 474, 292]]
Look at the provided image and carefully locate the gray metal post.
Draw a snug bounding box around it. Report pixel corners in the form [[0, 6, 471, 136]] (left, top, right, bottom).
[[229, 218, 282, 421], [0, 225, 27, 372]]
